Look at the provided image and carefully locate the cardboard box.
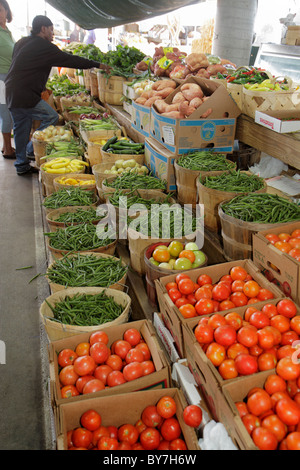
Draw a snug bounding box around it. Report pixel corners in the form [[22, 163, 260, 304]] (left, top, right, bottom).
[[149, 76, 241, 155], [123, 100, 132, 116], [153, 312, 180, 363], [253, 221, 300, 304], [56, 388, 200, 450], [49, 319, 171, 407], [183, 298, 299, 449], [144, 137, 177, 191], [131, 100, 151, 137], [255, 110, 300, 133], [155, 259, 283, 358], [122, 81, 138, 101]]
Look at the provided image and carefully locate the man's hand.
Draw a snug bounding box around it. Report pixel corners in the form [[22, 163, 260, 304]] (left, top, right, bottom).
[[99, 63, 111, 74]]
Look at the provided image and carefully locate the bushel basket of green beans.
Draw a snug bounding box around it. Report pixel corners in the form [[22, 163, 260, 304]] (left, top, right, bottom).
[[45, 222, 116, 257], [103, 172, 167, 193], [40, 287, 131, 340], [200, 170, 265, 193], [176, 151, 236, 172], [46, 252, 128, 293], [46, 206, 104, 230], [43, 187, 97, 211]]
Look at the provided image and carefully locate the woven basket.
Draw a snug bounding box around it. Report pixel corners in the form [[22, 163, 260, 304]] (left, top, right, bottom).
[[39, 286, 131, 341], [45, 205, 101, 231], [46, 252, 128, 294], [47, 236, 117, 260], [227, 82, 244, 111], [100, 148, 144, 165], [41, 164, 85, 196], [243, 81, 300, 119], [53, 174, 96, 193]]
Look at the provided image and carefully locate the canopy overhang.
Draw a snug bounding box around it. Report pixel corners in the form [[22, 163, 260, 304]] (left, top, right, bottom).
[[46, 0, 204, 29]]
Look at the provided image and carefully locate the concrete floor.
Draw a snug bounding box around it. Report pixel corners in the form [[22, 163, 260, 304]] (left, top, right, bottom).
[[0, 153, 55, 449]]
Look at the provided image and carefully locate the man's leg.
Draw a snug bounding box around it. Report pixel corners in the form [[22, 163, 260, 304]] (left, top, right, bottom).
[[9, 108, 33, 174], [26, 100, 59, 156]]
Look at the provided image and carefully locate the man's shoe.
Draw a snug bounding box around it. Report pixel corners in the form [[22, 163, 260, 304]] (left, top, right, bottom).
[[17, 166, 39, 176]]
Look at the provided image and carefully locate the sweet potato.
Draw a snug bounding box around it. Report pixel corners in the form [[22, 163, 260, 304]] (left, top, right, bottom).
[[135, 96, 147, 105], [200, 108, 213, 118], [156, 87, 177, 99], [154, 100, 179, 114], [172, 92, 186, 104], [206, 64, 228, 76], [152, 79, 177, 91], [189, 97, 203, 109], [179, 101, 196, 117], [161, 111, 184, 119], [144, 96, 160, 107], [181, 83, 204, 101]]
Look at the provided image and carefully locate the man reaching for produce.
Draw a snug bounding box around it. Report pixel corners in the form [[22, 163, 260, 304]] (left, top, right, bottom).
[[5, 15, 110, 175]]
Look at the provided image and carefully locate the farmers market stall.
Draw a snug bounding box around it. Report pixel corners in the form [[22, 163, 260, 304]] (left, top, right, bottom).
[[2, 39, 300, 452]]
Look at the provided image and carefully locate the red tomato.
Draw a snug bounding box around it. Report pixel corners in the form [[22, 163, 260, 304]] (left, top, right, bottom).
[[125, 348, 144, 364], [242, 413, 261, 434], [218, 299, 235, 311], [194, 323, 214, 344], [197, 274, 213, 286], [286, 431, 300, 450], [72, 427, 93, 449], [277, 345, 296, 360], [141, 360, 155, 376], [73, 355, 96, 376], [270, 314, 290, 333], [261, 414, 287, 442], [194, 286, 213, 300], [194, 298, 214, 316], [118, 423, 139, 445], [59, 365, 79, 386], [247, 389, 272, 417], [276, 299, 297, 319], [168, 288, 182, 303], [230, 266, 248, 281], [218, 359, 238, 379], [157, 440, 170, 450], [82, 378, 105, 395], [98, 436, 118, 450], [249, 311, 270, 329], [58, 349, 78, 368], [122, 361, 143, 381], [281, 330, 299, 346], [224, 311, 243, 330], [89, 330, 109, 346], [175, 273, 190, 284], [169, 438, 187, 450], [276, 398, 300, 426], [92, 426, 110, 447], [140, 427, 161, 450], [207, 313, 227, 329], [257, 352, 277, 371], [227, 342, 249, 360], [80, 409, 102, 432], [231, 280, 245, 292], [265, 233, 280, 245], [105, 354, 123, 371], [257, 327, 276, 350], [243, 280, 260, 298], [165, 281, 178, 291], [178, 277, 195, 295], [252, 426, 278, 450], [75, 375, 94, 394], [135, 342, 151, 361], [135, 419, 147, 434], [264, 374, 287, 395], [206, 342, 226, 367], [106, 370, 126, 387], [290, 316, 300, 335], [113, 340, 131, 359], [235, 354, 258, 376], [212, 283, 231, 302], [213, 324, 237, 347], [60, 384, 80, 399], [183, 405, 203, 427], [142, 405, 163, 428], [230, 291, 248, 307], [160, 418, 181, 441], [235, 401, 248, 418], [261, 303, 278, 319], [89, 341, 110, 365], [244, 306, 259, 322], [256, 288, 274, 301], [237, 325, 258, 348], [276, 357, 300, 381], [123, 328, 141, 346], [186, 293, 197, 306], [75, 342, 90, 357], [179, 303, 197, 318], [156, 396, 177, 419], [94, 365, 113, 385]]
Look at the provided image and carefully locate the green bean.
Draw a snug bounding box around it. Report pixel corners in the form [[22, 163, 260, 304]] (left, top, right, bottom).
[[221, 193, 300, 223], [104, 172, 166, 191], [45, 223, 115, 251], [201, 170, 264, 193], [46, 291, 124, 326], [54, 207, 101, 224], [108, 189, 172, 210], [42, 187, 96, 209], [177, 151, 235, 171], [47, 252, 127, 288]]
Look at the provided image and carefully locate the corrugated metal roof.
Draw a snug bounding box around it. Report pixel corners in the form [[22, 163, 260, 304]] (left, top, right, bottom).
[[46, 0, 203, 29]]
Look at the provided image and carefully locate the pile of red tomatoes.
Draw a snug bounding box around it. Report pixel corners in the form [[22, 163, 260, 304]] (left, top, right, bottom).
[[166, 265, 276, 319], [57, 327, 155, 399], [265, 228, 300, 262], [66, 398, 202, 450]]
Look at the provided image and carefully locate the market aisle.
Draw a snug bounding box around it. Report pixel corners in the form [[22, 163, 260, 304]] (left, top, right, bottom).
[[0, 155, 54, 450]]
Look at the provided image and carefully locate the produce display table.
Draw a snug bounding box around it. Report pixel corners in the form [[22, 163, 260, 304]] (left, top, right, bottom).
[[236, 114, 300, 170]]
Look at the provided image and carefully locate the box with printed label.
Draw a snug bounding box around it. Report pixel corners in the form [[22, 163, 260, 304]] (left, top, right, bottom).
[[144, 137, 177, 191], [149, 76, 241, 155], [131, 100, 151, 137], [255, 110, 300, 133]]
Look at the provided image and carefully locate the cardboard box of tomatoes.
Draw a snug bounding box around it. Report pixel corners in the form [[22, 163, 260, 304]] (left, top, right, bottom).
[[253, 222, 300, 305], [48, 319, 171, 409], [56, 388, 200, 450], [181, 296, 300, 450], [155, 259, 284, 358]]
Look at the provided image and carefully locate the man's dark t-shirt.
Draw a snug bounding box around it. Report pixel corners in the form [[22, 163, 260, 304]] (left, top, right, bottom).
[[5, 35, 99, 109]]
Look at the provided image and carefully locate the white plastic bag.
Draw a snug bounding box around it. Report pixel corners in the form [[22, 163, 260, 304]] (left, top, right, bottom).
[[249, 153, 288, 178]]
